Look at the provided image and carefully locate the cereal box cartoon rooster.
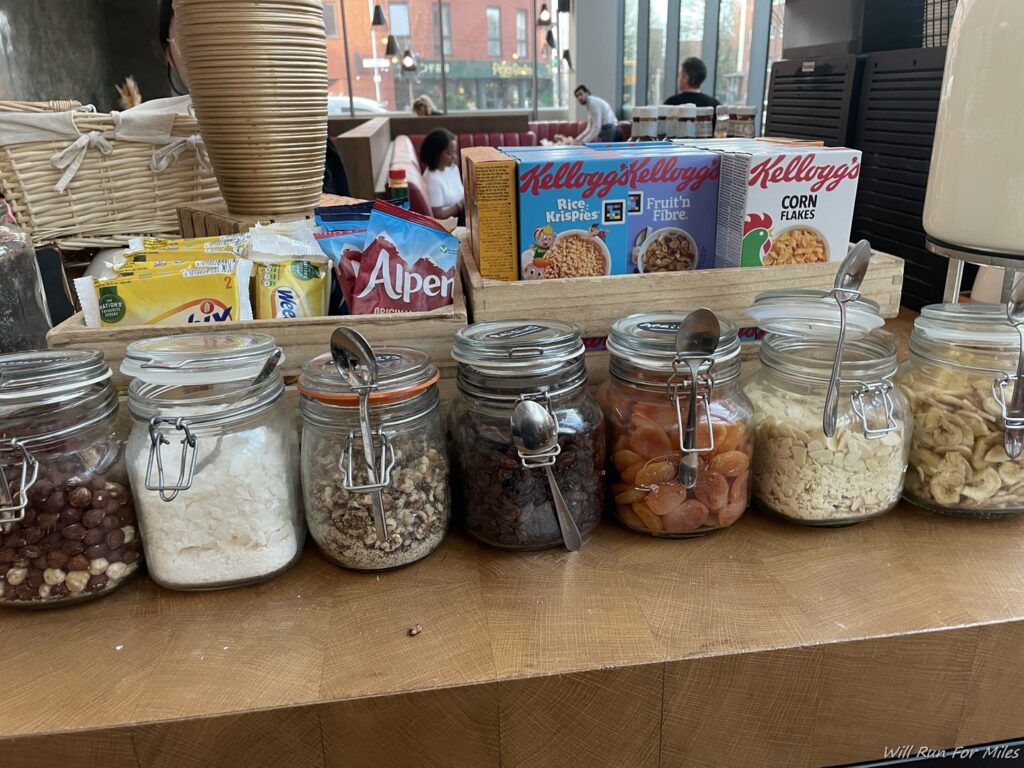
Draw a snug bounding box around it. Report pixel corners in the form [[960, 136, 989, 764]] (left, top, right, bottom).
[[530, 225, 556, 260], [741, 213, 773, 267]]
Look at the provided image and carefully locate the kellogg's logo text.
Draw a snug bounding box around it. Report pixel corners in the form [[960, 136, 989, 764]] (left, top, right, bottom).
[[748, 153, 861, 193], [519, 157, 720, 200]]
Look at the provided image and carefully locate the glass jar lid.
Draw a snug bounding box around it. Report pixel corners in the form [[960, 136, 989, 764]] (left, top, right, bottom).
[[913, 303, 1017, 346], [748, 289, 884, 339], [121, 332, 281, 385], [452, 321, 584, 374], [606, 312, 741, 371], [298, 347, 439, 406], [0, 350, 111, 402]]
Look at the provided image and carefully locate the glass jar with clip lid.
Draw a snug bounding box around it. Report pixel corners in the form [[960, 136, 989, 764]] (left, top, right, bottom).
[[898, 303, 1024, 518], [596, 311, 753, 537], [298, 327, 450, 570], [122, 332, 303, 590], [451, 321, 605, 550], [745, 290, 910, 525], [0, 350, 140, 607]]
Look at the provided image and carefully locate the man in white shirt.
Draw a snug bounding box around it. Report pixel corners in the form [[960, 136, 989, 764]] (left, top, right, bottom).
[[572, 85, 624, 144]]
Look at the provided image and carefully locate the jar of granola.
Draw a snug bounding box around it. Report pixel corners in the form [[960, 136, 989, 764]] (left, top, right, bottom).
[[899, 304, 1024, 518], [299, 339, 449, 570], [746, 290, 910, 525], [596, 312, 753, 537], [0, 350, 141, 608], [451, 321, 605, 550]]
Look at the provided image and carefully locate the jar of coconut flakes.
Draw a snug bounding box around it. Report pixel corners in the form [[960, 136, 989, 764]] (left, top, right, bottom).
[[122, 333, 304, 590]]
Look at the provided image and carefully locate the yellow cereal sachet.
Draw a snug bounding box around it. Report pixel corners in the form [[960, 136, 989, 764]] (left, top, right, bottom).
[[252, 257, 330, 319], [130, 234, 247, 254], [74, 259, 253, 328]]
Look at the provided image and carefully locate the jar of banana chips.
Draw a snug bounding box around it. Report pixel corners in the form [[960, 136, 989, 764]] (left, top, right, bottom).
[[898, 304, 1024, 518]]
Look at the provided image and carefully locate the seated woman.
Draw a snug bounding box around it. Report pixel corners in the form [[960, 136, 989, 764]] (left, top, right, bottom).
[[412, 95, 442, 116], [419, 129, 464, 224]]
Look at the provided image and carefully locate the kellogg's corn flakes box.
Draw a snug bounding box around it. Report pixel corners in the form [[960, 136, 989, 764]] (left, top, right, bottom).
[[711, 145, 862, 268]]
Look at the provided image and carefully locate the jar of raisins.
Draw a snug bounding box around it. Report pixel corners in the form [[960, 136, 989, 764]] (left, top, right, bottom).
[[0, 350, 141, 608], [451, 321, 606, 550], [596, 312, 753, 537]]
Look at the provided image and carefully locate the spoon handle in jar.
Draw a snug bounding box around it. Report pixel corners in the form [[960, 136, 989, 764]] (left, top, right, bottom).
[[823, 299, 848, 438], [359, 392, 389, 543], [544, 465, 582, 551], [1005, 328, 1024, 459], [679, 359, 701, 488]]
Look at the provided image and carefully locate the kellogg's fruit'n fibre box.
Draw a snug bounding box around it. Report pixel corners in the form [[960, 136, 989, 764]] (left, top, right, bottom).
[[509, 146, 633, 280], [713, 146, 862, 268], [590, 145, 720, 273]]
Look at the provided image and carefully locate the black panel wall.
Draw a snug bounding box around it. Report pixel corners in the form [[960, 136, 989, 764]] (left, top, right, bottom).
[[764, 55, 861, 146]]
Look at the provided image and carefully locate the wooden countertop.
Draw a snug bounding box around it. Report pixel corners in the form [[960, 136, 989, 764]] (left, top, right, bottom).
[[5, 308, 1024, 768]]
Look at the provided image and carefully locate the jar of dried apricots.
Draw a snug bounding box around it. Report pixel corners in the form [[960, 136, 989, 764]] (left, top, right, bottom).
[[597, 313, 753, 537]]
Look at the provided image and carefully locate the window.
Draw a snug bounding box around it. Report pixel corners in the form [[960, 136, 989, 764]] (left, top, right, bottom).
[[434, 3, 452, 57], [321, 2, 338, 39], [622, 0, 638, 113], [677, 0, 706, 69], [515, 9, 528, 58], [646, 0, 669, 104], [487, 7, 501, 58], [716, 0, 757, 105], [390, 3, 410, 37]]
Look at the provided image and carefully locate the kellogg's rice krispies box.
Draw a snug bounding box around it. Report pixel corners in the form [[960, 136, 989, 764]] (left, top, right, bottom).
[[505, 145, 720, 279], [712, 146, 862, 268]]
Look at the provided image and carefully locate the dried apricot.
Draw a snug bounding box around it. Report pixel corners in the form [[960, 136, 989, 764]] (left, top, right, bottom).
[[610, 483, 630, 496], [728, 473, 749, 505], [635, 459, 677, 486], [631, 414, 666, 434], [708, 450, 750, 478], [633, 401, 678, 431], [693, 471, 729, 510], [645, 482, 688, 516], [617, 504, 645, 531], [713, 499, 746, 527], [615, 487, 648, 505], [613, 449, 644, 472], [713, 421, 743, 454], [662, 500, 710, 533], [629, 427, 673, 460], [621, 460, 646, 484], [612, 434, 631, 453], [632, 500, 663, 532]]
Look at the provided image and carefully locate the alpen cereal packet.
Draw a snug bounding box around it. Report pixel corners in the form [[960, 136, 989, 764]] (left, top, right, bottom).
[[350, 201, 458, 315]]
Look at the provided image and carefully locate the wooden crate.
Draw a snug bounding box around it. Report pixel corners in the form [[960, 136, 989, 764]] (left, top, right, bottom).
[[460, 244, 905, 385], [48, 276, 468, 391]]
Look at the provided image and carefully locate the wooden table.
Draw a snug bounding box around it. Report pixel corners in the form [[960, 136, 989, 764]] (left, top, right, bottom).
[[6, 308, 1024, 768]]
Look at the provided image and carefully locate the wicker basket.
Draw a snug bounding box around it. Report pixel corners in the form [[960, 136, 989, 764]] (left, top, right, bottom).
[[0, 101, 222, 249]]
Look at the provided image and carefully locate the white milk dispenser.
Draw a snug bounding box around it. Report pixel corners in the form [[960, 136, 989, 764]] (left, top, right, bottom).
[[923, 0, 1024, 300]]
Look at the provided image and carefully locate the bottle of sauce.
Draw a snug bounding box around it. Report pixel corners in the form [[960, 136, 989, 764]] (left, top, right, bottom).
[[715, 105, 731, 138], [679, 105, 697, 140], [656, 105, 670, 140], [732, 106, 756, 138], [387, 169, 409, 203], [695, 106, 714, 138]]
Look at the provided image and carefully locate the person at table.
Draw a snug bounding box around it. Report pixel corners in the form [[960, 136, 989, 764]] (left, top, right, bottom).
[[419, 129, 465, 224], [571, 85, 623, 144], [412, 95, 442, 116], [664, 57, 721, 109], [158, 0, 350, 196]]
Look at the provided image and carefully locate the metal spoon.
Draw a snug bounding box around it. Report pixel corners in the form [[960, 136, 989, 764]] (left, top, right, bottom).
[[675, 309, 720, 488], [1004, 279, 1024, 458], [823, 240, 873, 438], [330, 327, 388, 544], [510, 399, 583, 552]]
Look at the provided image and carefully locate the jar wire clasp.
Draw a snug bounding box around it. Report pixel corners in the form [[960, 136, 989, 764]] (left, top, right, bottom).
[[340, 429, 397, 492], [851, 381, 898, 438], [0, 439, 39, 524], [667, 357, 717, 487], [145, 417, 198, 502], [991, 374, 1024, 456]]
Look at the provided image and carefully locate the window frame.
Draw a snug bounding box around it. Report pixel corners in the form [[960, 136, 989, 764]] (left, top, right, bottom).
[[486, 6, 502, 58], [321, 1, 339, 39], [389, 2, 410, 37], [434, 2, 452, 57], [515, 9, 528, 58]]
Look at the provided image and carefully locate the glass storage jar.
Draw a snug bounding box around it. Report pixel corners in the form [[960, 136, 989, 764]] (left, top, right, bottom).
[[597, 312, 753, 537], [122, 333, 303, 590], [451, 321, 605, 550], [898, 304, 1024, 518], [0, 350, 140, 608], [746, 290, 910, 525], [298, 341, 449, 570]]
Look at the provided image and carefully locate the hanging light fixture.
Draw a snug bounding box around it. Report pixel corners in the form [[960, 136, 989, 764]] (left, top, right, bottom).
[[371, 4, 387, 26], [537, 3, 552, 25], [385, 35, 399, 56], [545, 29, 557, 50], [401, 50, 417, 72], [562, 49, 574, 70]]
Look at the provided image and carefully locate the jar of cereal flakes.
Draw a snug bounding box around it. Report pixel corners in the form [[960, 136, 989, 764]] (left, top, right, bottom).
[[596, 312, 753, 537], [899, 303, 1024, 518]]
